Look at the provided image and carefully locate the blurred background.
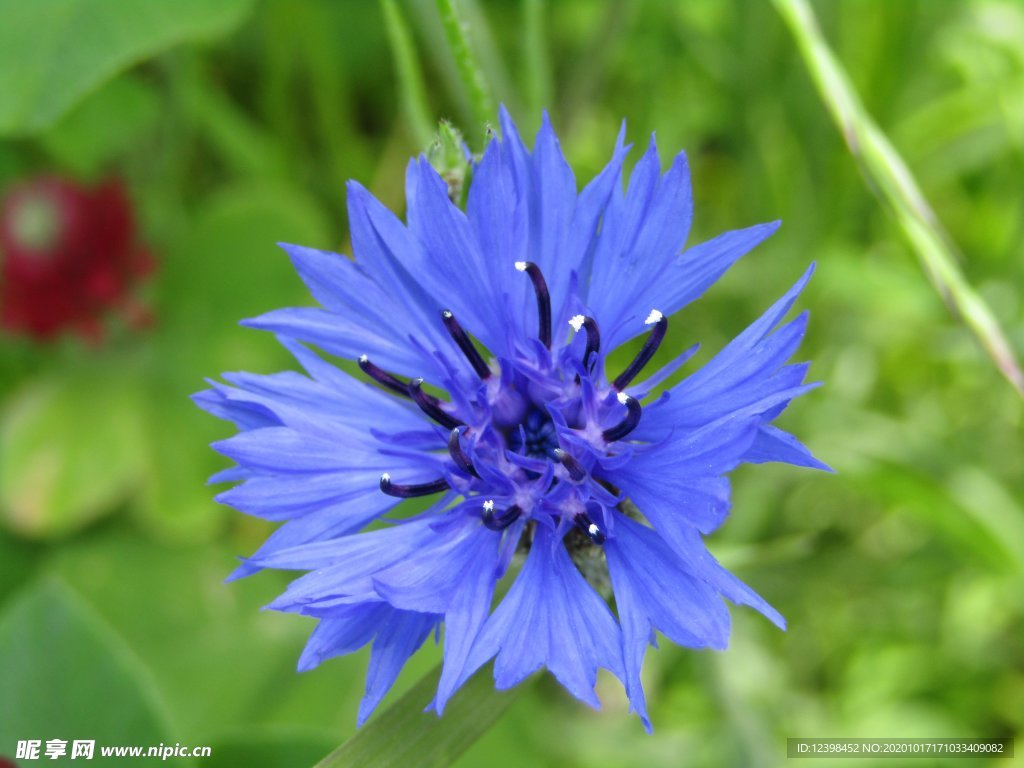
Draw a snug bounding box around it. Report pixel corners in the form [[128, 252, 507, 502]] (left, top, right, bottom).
[[0, 1, 1022, 766]]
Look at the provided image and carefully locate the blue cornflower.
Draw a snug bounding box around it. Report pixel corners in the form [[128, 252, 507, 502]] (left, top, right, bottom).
[[195, 109, 826, 731]]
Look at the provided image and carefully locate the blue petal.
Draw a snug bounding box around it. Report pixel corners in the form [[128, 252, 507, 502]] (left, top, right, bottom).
[[405, 157, 507, 354], [565, 123, 630, 322], [497, 105, 531, 187], [526, 112, 578, 313], [457, 526, 625, 708], [213, 368, 427, 440], [345, 181, 472, 381], [497, 107, 583, 327], [214, 427, 369, 473], [227, 486, 397, 581], [672, 265, 814, 396], [297, 603, 390, 671], [644, 220, 781, 331], [636, 315, 810, 436], [256, 515, 437, 573], [467, 137, 529, 345], [213, 442, 439, 520], [216, 473, 386, 521], [743, 425, 833, 471], [587, 140, 697, 349], [633, 266, 821, 449], [605, 515, 731, 731], [372, 516, 498, 613], [281, 242, 397, 323], [359, 610, 441, 725], [605, 411, 761, 533], [661, 523, 787, 631], [623, 342, 700, 401], [243, 307, 417, 379], [208, 466, 248, 485], [192, 386, 280, 431]]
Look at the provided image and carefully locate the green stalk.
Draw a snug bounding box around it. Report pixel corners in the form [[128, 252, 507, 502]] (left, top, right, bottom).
[[381, 0, 435, 148], [436, 0, 495, 141], [774, 0, 1024, 397], [522, 0, 552, 118], [313, 664, 523, 768]]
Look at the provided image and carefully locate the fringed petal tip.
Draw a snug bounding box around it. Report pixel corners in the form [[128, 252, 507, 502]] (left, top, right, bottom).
[[225, 557, 260, 583]]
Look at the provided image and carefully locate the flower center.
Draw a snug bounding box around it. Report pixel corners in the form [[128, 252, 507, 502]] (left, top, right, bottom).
[[367, 261, 669, 548], [506, 407, 559, 460]]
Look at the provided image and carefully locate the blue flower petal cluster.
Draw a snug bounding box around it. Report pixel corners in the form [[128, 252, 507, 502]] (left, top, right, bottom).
[[196, 109, 826, 730]]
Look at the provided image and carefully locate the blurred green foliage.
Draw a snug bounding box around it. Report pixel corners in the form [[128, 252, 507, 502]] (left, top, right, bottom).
[[0, 1, 1022, 766]]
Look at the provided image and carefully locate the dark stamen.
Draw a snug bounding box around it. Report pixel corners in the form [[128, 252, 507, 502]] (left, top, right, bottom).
[[379, 472, 450, 498], [552, 448, 586, 482], [569, 315, 601, 371], [358, 355, 409, 397], [408, 378, 464, 430], [441, 310, 491, 379], [482, 500, 521, 531], [515, 261, 551, 348], [447, 427, 479, 477], [602, 392, 642, 442], [573, 512, 606, 545], [613, 310, 667, 391]]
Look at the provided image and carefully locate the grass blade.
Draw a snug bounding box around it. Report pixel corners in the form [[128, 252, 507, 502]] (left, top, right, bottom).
[[381, 0, 435, 147], [313, 664, 523, 768], [774, 0, 1024, 397]]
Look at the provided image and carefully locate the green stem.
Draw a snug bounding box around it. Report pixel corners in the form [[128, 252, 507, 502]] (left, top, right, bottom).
[[774, 0, 1024, 397], [522, 0, 552, 118], [381, 0, 435, 148], [436, 0, 495, 142], [314, 664, 523, 768]]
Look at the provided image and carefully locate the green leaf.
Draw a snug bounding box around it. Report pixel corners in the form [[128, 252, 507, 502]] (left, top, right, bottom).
[[39, 73, 161, 177], [162, 182, 329, 326], [0, 367, 146, 539], [0, 578, 186, 767], [0, 530, 42, 604], [156, 181, 331, 376], [0, 0, 254, 135], [314, 664, 523, 768], [134, 390, 224, 543], [45, 529, 367, 736]]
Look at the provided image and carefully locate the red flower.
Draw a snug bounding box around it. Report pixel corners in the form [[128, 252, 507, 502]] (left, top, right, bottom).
[[0, 176, 155, 342]]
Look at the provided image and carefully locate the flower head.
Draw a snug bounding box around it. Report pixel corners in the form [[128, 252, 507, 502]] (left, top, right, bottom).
[[196, 109, 826, 730], [0, 176, 154, 342]]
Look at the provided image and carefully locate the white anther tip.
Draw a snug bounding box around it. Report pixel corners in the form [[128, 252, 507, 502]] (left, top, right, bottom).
[[358, 354, 368, 363], [441, 309, 453, 319], [483, 499, 495, 512], [568, 314, 585, 332], [617, 391, 631, 405], [381, 472, 391, 482], [514, 261, 528, 272], [645, 309, 663, 325], [588, 523, 600, 536]]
